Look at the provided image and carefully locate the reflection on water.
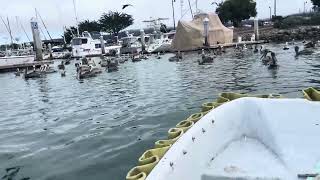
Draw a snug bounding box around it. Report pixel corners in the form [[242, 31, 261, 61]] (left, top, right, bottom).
[[0, 43, 319, 180]]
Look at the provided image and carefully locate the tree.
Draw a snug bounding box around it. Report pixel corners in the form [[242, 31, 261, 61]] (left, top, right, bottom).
[[311, 0, 320, 7], [99, 11, 134, 35], [216, 0, 257, 27], [78, 20, 101, 33], [63, 26, 78, 44], [63, 20, 101, 44]]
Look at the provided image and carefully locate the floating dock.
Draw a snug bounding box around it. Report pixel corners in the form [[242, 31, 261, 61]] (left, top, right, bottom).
[[0, 56, 53, 72]]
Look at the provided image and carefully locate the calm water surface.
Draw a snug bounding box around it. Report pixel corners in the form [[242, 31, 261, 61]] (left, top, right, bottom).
[[0, 43, 320, 180]]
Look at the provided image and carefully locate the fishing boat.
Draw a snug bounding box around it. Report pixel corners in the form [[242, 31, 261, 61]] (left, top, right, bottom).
[[126, 89, 320, 180], [71, 31, 121, 58]]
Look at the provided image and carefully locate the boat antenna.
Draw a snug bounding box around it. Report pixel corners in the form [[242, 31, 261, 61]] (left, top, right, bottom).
[[187, 0, 194, 18], [73, 0, 80, 36], [35, 9, 53, 41], [171, 0, 176, 30]]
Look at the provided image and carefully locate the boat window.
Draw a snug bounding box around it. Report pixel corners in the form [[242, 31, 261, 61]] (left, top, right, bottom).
[[95, 44, 101, 48], [72, 39, 82, 45], [81, 39, 88, 44], [52, 48, 63, 52]]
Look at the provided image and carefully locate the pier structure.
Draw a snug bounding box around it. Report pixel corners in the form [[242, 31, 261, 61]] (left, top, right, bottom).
[[31, 18, 43, 61]]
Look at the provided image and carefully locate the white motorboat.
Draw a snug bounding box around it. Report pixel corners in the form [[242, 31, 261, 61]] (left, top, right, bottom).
[[146, 32, 174, 53], [51, 46, 71, 59], [127, 89, 320, 180], [71, 31, 121, 58], [120, 33, 150, 54], [0, 55, 35, 67]]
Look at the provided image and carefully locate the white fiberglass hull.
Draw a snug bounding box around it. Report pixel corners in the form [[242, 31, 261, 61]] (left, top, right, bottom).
[[147, 43, 172, 53], [147, 98, 320, 180], [72, 45, 121, 58], [0, 55, 35, 66]]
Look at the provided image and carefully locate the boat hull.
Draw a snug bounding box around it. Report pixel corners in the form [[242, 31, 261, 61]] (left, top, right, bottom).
[[147, 98, 320, 180]]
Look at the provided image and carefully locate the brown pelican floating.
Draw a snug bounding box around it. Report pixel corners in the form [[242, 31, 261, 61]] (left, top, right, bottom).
[[169, 51, 183, 62], [295, 46, 314, 56], [198, 49, 214, 65]]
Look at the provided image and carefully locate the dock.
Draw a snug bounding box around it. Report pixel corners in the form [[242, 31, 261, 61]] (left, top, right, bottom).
[[0, 56, 53, 73], [195, 40, 268, 51]]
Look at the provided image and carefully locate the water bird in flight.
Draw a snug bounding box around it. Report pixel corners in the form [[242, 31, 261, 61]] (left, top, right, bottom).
[[122, 4, 133, 9]]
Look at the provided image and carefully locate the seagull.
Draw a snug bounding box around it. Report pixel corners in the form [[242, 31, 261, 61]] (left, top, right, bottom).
[[122, 4, 133, 9]]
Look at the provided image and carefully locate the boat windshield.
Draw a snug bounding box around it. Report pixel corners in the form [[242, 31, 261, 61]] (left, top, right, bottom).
[[72, 38, 88, 45]]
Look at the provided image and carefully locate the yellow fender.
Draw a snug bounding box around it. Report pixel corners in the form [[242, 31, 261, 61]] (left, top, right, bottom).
[[303, 87, 320, 101], [201, 102, 215, 112], [253, 94, 270, 98], [155, 128, 184, 148], [202, 110, 211, 115], [138, 145, 171, 166], [126, 165, 148, 180], [187, 113, 204, 123], [219, 92, 248, 101], [176, 120, 194, 132]]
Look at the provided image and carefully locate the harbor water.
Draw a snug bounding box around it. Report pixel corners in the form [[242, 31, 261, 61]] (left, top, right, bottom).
[[0, 43, 320, 180]]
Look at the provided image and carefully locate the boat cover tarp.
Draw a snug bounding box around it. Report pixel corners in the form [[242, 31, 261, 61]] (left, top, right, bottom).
[[172, 13, 233, 51], [147, 98, 320, 180]]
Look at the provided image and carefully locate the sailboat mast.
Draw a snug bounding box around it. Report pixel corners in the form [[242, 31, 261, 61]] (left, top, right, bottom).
[[35, 9, 53, 41], [17, 17, 31, 42], [180, 0, 184, 19], [195, 0, 198, 13], [73, 0, 80, 36], [171, 0, 176, 30], [187, 0, 194, 19], [7, 17, 14, 45]]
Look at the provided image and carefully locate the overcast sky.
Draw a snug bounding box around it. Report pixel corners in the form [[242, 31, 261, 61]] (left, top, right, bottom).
[[0, 0, 313, 44]]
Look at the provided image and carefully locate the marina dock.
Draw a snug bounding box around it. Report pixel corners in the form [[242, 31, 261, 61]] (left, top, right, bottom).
[[0, 57, 53, 72]]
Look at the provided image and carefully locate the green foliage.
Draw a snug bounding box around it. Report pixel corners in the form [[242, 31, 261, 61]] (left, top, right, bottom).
[[63, 11, 134, 43], [216, 0, 257, 27], [63, 26, 78, 44], [99, 11, 134, 35], [311, 0, 320, 7], [273, 13, 320, 29], [79, 20, 101, 33]]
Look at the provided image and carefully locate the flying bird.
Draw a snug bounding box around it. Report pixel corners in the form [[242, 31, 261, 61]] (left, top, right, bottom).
[[122, 4, 133, 9]]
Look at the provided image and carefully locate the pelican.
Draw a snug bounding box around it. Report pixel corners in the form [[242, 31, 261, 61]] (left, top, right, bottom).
[[199, 49, 214, 65], [295, 46, 314, 56], [253, 45, 258, 53]]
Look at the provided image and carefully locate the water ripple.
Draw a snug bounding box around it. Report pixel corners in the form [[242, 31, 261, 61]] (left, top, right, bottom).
[[0, 43, 320, 180]]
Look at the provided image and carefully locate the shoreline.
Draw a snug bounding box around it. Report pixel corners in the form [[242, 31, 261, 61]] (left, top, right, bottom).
[[235, 25, 320, 43]]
